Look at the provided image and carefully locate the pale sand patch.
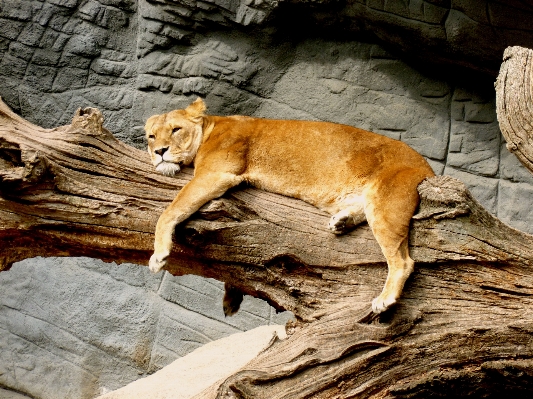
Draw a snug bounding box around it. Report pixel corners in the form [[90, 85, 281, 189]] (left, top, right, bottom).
[[97, 324, 287, 399]]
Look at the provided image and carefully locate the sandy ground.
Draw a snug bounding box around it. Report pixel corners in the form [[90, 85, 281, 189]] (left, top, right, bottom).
[[97, 324, 287, 399]]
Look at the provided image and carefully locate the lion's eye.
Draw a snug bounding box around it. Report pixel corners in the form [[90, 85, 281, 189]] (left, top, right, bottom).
[[172, 127, 181, 134], [148, 134, 155, 140]]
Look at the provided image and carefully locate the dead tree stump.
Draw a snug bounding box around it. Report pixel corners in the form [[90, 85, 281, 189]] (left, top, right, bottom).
[[496, 45, 533, 175]]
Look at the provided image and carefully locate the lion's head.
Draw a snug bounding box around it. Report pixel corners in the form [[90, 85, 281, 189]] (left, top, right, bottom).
[[145, 98, 206, 176]]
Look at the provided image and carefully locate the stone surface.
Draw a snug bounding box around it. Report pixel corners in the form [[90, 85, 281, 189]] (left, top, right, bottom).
[[1, 1, 533, 398], [96, 324, 287, 399], [0, 388, 32, 399], [0, 258, 293, 399]]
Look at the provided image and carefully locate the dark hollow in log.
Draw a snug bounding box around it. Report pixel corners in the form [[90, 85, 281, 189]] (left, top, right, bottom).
[[1, 98, 533, 398]]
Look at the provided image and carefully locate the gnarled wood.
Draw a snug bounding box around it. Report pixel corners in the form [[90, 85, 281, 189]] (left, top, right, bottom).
[[2, 97, 533, 398], [496, 45, 533, 174]]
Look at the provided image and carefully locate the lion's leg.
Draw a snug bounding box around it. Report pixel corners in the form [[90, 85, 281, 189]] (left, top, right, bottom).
[[327, 205, 366, 234], [364, 169, 426, 313], [150, 172, 242, 273], [371, 235, 414, 313]]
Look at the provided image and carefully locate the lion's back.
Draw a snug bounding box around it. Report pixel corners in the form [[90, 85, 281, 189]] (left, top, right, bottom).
[[204, 117, 433, 208]]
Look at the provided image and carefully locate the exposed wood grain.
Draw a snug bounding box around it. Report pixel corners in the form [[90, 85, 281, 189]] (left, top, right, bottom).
[[2, 97, 533, 397], [496, 46, 533, 174]]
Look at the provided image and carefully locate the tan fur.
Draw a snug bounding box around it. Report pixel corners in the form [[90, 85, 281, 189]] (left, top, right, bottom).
[[146, 98, 435, 313]]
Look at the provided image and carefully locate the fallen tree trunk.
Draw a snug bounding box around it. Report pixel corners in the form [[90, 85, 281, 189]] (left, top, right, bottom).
[[2, 95, 533, 398]]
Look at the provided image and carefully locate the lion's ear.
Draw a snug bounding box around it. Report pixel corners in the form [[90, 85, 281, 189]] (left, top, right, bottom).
[[144, 114, 158, 132], [185, 98, 206, 121]]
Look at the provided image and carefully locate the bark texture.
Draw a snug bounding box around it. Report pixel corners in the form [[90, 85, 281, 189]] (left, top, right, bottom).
[[2, 96, 533, 398], [496, 46, 533, 174]]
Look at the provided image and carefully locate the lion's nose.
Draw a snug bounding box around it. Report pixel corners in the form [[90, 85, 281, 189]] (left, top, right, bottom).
[[154, 147, 168, 156]]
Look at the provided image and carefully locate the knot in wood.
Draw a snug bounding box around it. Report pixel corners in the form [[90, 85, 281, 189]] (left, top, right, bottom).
[[506, 142, 518, 152], [0, 142, 47, 188], [414, 176, 471, 220], [20, 150, 47, 184], [71, 107, 106, 136]]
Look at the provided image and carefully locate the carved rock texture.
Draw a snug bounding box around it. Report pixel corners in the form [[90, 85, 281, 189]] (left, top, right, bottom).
[[1, 1, 533, 398]]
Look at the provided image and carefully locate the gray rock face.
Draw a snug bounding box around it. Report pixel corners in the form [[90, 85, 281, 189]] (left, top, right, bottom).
[[1, 1, 533, 398], [0, 258, 292, 398]]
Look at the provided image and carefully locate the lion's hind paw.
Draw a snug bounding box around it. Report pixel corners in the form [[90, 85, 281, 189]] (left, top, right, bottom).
[[149, 253, 168, 274]]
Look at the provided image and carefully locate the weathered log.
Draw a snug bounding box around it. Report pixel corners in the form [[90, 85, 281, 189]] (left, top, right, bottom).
[[2, 97, 533, 397], [496, 45, 533, 175]]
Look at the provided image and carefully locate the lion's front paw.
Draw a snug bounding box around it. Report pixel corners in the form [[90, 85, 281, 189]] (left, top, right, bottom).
[[371, 294, 397, 314], [149, 253, 168, 274]]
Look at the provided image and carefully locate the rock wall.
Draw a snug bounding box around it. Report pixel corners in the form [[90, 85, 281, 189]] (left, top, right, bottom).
[[1, 1, 533, 398], [0, 258, 292, 398]]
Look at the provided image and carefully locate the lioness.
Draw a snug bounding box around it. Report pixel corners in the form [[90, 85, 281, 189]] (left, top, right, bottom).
[[146, 98, 435, 314]]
